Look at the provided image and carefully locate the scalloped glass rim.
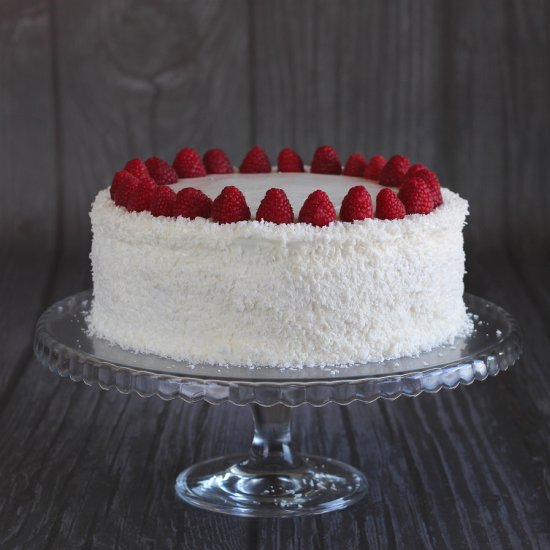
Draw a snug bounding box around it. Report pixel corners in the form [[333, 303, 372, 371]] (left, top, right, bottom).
[[33, 291, 522, 407]]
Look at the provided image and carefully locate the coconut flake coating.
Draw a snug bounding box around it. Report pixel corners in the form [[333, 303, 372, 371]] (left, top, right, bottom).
[[89, 179, 471, 368]]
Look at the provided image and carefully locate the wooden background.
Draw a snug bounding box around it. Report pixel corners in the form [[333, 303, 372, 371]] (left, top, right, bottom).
[[1, 1, 549, 548]]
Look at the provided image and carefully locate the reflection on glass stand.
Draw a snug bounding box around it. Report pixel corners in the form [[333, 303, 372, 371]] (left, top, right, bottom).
[[176, 404, 367, 516]]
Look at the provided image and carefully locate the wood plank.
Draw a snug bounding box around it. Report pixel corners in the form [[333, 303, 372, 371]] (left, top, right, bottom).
[[250, 1, 449, 179], [0, 2, 58, 401], [440, 0, 550, 251]]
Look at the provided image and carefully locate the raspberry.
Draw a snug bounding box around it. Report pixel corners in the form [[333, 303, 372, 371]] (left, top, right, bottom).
[[298, 190, 336, 227], [111, 170, 139, 204], [239, 146, 271, 173], [145, 156, 178, 185], [407, 163, 424, 175], [406, 165, 443, 207], [256, 188, 294, 224], [310, 145, 341, 175], [173, 188, 212, 219], [140, 176, 157, 187], [124, 158, 149, 180], [211, 186, 251, 224], [398, 176, 434, 214], [173, 147, 207, 178], [375, 188, 406, 219], [203, 149, 233, 174], [343, 153, 367, 177], [149, 185, 176, 217], [340, 186, 373, 222], [126, 178, 156, 213], [378, 155, 409, 187], [364, 155, 386, 180], [277, 148, 304, 172]]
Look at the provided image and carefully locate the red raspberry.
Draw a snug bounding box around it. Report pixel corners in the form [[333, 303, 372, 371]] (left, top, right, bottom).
[[364, 155, 386, 180], [203, 149, 233, 174], [298, 190, 336, 227], [173, 188, 212, 219], [124, 158, 149, 180], [340, 186, 373, 222], [145, 156, 179, 185], [277, 148, 304, 172], [111, 170, 139, 204], [126, 178, 156, 213], [149, 185, 176, 217], [378, 155, 409, 187], [173, 147, 207, 178], [407, 163, 424, 175], [256, 188, 294, 224], [212, 186, 251, 224], [140, 176, 157, 185], [375, 188, 406, 219], [406, 165, 443, 207], [239, 146, 271, 173], [310, 145, 341, 175], [343, 153, 367, 177], [398, 176, 434, 214]]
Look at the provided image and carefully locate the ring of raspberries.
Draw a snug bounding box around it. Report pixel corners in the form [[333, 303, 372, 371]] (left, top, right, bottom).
[[109, 146, 444, 227]]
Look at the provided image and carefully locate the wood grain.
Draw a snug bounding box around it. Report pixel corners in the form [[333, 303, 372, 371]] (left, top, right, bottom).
[[442, 0, 550, 253], [251, 0, 448, 164], [1, 0, 550, 548], [0, 1, 59, 405]]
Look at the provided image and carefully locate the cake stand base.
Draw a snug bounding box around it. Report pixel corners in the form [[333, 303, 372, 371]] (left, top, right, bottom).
[[175, 404, 366, 517], [176, 454, 366, 518]]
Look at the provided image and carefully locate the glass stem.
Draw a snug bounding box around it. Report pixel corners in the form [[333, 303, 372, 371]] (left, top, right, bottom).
[[244, 404, 299, 470]]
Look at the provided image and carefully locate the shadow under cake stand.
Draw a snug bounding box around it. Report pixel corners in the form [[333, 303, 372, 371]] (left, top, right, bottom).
[[34, 291, 521, 518]]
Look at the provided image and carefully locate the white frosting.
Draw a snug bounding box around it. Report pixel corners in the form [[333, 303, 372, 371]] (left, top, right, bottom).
[[88, 174, 472, 368]]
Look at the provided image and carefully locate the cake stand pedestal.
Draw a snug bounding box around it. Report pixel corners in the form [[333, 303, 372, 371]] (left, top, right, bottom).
[[34, 292, 521, 518]]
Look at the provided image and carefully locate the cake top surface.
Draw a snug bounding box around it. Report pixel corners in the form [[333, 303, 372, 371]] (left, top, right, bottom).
[[169, 171, 390, 214], [107, 146, 451, 226]]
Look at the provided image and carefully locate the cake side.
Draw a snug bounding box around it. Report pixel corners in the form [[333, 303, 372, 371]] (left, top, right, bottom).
[[89, 186, 471, 368]]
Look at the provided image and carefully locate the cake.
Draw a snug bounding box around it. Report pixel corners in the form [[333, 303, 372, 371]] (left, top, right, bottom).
[[89, 146, 472, 368]]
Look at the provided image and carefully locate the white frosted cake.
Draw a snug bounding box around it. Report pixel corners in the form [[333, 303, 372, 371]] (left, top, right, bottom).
[[89, 146, 472, 368]]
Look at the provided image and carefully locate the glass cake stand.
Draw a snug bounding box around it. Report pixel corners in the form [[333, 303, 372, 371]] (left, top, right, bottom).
[[34, 291, 522, 518]]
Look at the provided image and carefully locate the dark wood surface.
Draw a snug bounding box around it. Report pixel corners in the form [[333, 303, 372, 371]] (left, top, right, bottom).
[[1, 1, 549, 548]]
